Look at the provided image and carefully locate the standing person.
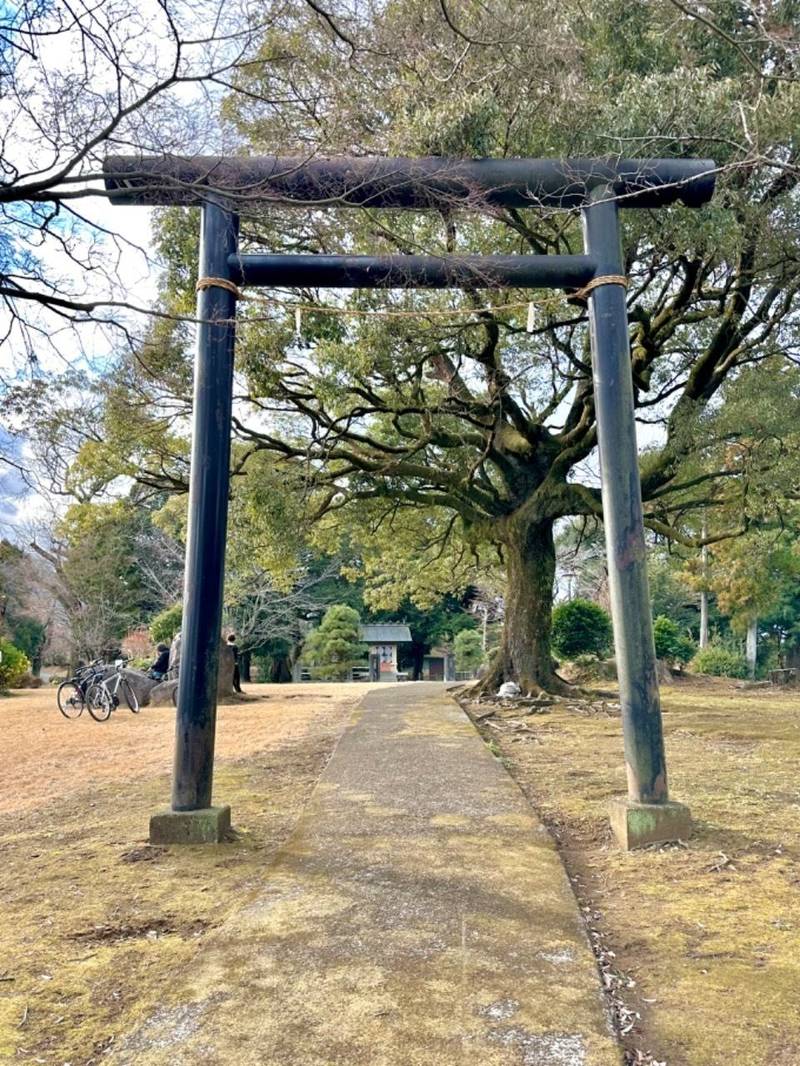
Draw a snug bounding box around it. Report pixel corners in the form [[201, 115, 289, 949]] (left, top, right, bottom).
[[227, 633, 242, 693]]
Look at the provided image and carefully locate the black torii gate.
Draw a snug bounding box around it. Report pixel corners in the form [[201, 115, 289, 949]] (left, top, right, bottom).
[[106, 155, 715, 848]]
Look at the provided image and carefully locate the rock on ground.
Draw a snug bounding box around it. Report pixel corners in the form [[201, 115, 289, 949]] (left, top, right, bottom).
[[149, 679, 178, 707], [149, 640, 237, 706], [95, 667, 160, 707]]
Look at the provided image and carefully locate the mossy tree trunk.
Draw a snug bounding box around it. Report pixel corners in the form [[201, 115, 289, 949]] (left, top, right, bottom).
[[481, 517, 569, 695]]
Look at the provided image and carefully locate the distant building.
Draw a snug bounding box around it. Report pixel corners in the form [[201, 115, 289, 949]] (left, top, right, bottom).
[[359, 624, 412, 682], [421, 646, 456, 682]]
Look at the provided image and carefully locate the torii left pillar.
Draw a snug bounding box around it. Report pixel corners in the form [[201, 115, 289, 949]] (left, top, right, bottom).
[[150, 200, 238, 845]]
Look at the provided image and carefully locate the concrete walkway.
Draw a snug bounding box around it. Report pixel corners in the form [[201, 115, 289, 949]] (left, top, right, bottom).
[[112, 684, 620, 1065]]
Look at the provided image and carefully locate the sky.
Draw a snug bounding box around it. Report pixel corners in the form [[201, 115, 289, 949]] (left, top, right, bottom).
[[4, 182, 672, 538], [0, 427, 26, 522], [1, 198, 157, 538], [0, 0, 203, 534], [0, 0, 667, 540]]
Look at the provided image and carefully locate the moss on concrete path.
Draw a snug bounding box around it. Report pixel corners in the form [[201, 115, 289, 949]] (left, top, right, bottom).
[[480, 678, 800, 1065], [110, 684, 620, 1065], [0, 684, 360, 1063]]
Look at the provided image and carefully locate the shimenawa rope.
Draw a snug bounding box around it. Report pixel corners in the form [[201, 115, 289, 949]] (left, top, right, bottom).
[[194, 272, 629, 324], [572, 274, 629, 300]]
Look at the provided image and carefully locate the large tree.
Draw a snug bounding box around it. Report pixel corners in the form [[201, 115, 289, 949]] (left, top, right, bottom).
[[20, 0, 800, 692], [0, 0, 370, 494], [29, 495, 184, 663], [217, 0, 800, 690]]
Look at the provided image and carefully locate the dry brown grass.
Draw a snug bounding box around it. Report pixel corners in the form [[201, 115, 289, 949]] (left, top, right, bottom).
[[482, 676, 800, 1066], [5, 677, 799, 1065], [0, 683, 371, 1063]]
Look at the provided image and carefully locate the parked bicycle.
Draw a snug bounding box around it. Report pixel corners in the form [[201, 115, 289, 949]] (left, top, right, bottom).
[[56, 659, 139, 721], [85, 660, 140, 721], [56, 659, 104, 719]]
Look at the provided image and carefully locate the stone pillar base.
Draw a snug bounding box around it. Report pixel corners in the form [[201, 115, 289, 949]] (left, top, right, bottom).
[[149, 804, 231, 845], [609, 797, 691, 851]]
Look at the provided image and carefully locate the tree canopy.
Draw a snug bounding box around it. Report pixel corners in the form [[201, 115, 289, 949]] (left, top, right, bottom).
[[4, 0, 800, 688]]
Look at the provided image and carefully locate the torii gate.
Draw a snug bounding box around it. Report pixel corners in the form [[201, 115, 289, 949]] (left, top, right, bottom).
[[106, 156, 714, 848]]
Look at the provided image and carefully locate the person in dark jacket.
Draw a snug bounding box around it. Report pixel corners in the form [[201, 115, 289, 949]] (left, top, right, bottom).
[[227, 633, 243, 693], [149, 643, 170, 680]]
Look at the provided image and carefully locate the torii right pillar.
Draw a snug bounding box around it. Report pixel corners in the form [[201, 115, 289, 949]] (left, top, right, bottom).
[[582, 186, 691, 850]]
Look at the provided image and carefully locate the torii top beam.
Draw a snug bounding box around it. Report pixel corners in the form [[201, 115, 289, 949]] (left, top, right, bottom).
[[104, 155, 716, 210]]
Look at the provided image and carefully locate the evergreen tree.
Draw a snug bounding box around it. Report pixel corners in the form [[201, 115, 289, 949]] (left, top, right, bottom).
[[454, 629, 484, 674], [551, 600, 613, 661], [302, 605, 367, 681]]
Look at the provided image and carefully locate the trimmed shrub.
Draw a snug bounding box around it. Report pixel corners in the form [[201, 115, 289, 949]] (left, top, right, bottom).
[[653, 616, 696, 666], [17, 673, 43, 689], [454, 628, 484, 672], [691, 645, 748, 679], [551, 599, 612, 660], [8, 616, 45, 664], [0, 640, 32, 689], [127, 656, 152, 672], [149, 603, 183, 645], [568, 654, 618, 683]]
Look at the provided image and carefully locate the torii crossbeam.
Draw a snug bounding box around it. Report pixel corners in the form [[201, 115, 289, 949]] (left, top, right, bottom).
[[106, 155, 714, 849]]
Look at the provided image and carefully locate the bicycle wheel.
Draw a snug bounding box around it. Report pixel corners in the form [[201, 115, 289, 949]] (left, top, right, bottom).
[[120, 678, 139, 713], [171, 684, 178, 708], [86, 682, 113, 722], [57, 680, 84, 719]]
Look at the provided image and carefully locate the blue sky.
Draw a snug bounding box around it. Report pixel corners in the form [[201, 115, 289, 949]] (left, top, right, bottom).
[[0, 427, 28, 524]]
